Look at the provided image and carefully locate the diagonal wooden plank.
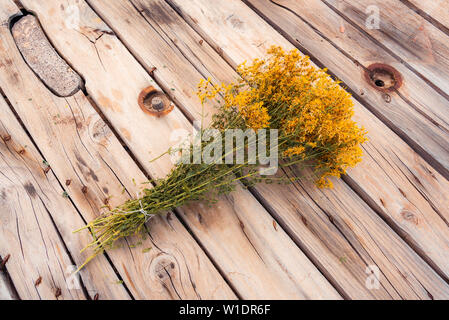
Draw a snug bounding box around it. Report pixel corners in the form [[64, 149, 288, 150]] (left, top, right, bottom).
[[0, 3, 235, 300], [166, 0, 449, 283], [89, 0, 449, 299], [246, 0, 449, 180], [0, 0, 131, 300], [20, 0, 340, 299], [0, 98, 86, 299], [88, 0, 449, 298], [0, 269, 16, 300], [0, 94, 128, 300], [324, 0, 449, 98]]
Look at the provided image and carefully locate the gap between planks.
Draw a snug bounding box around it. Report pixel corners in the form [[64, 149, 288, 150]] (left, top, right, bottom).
[[238, 0, 449, 280], [249, 0, 449, 181], [23, 0, 343, 299], [399, 0, 449, 36]]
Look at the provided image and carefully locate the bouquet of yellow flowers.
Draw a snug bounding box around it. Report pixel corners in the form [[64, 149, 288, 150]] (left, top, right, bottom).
[[75, 46, 367, 270]]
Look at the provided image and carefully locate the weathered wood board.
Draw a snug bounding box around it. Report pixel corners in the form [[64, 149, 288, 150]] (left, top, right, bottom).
[[19, 0, 341, 299], [0, 260, 17, 300], [0, 0, 448, 300], [0, 95, 98, 300], [324, 0, 449, 98], [1, 0, 236, 300], [0, 0, 130, 300], [405, 0, 449, 31], [85, 0, 449, 299], [246, 0, 449, 180]]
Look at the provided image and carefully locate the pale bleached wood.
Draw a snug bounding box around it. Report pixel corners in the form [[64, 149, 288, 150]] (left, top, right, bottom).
[[405, 0, 449, 30], [324, 0, 449, 98], [0, 0, 129, 301], [21, 0, 340, 299], [1, 2, 234, 300], [85, 0, 449, 298], [247, 0, 449, 179], [0, 96, 91, 300], [131, 0, 237, 86], [137, 0, 449, 298]]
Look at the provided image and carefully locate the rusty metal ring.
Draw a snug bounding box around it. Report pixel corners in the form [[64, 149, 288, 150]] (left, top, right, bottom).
[[138, 86, 173, 117], [364, 63, 402, 92]]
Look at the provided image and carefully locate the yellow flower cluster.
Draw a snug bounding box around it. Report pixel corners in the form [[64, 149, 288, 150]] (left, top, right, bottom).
[[197, 46, 367, 188]]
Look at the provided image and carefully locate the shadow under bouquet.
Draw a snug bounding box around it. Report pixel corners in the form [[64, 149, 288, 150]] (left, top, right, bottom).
[[75, 46, 367, 270]]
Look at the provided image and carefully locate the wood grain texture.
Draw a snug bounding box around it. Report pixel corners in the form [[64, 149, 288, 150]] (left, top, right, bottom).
[[160, 0, 449, 297], [246, 0, 449, 180], [404, 0, 449, 30], [22, 0, 340, 299], [123, 0, 410, 300], [87, 0, 449, 298], [0, 95, 92, 300], [2, 0, 235, 300], [324, 0, 449, 98]]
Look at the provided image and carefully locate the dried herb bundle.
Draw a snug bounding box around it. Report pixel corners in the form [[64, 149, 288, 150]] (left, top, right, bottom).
[[75, 46, 367, 270]]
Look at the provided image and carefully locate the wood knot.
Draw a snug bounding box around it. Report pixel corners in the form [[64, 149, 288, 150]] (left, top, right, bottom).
[[401, 210, 419, 225], [149, 253, 178, 282], [91, 118, 112, 142], [138, 86, 173, 117], [365, 63, 402, 92]]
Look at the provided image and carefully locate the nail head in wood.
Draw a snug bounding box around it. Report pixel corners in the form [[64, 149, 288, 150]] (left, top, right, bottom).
[[138, 86, 174, 117], [365, 63, 402, 92]]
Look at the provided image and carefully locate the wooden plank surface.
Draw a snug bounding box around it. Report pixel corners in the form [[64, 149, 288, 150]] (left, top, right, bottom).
[[1, 0, 235, 300], [158, 0, 449, 295], [246, 0, 449, 179], [22, 0, 341, 299], [0, 0, 131, 300], [88, 0, 449, 299], [0, 95, 90, 300], [324, 0, 449, 97], [404, 0, 449, 30]]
